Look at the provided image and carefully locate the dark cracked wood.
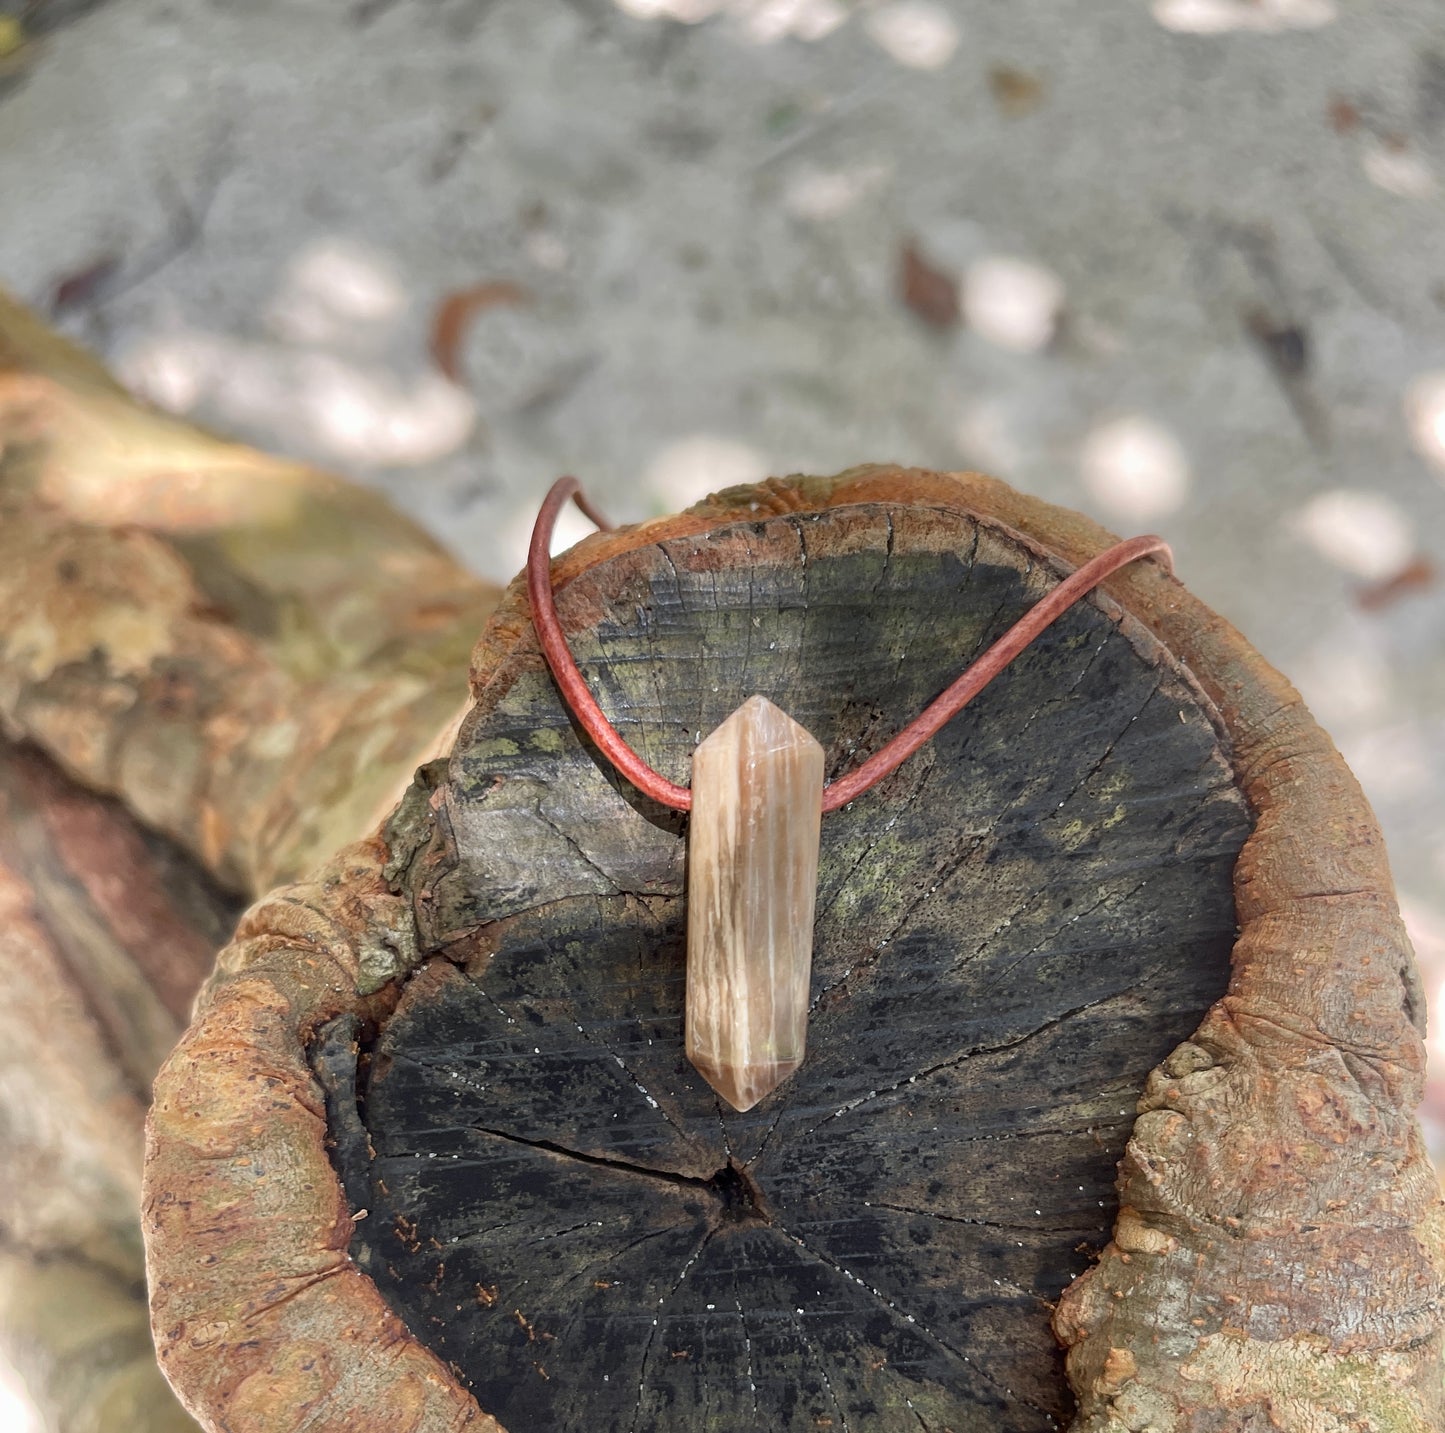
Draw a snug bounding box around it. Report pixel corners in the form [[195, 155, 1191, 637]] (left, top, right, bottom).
[[316, 502, 1252, 1432]]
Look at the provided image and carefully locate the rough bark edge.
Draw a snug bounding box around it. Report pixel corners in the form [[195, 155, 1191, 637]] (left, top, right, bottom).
[[0, 286, 499, 895], [827, 470, 1444, 1431], [144, 826, 498, 1433], [0, 739, 233, 1432], [142, 467, 1444, 1433]]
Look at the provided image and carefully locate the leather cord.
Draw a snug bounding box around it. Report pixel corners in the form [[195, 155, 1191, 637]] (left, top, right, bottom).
[[527, 475, 1172, 814]]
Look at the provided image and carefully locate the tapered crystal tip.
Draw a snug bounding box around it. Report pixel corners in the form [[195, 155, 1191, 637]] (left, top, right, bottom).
[[688, 1057, 803, 1114], [685, 695, 824, 1114]]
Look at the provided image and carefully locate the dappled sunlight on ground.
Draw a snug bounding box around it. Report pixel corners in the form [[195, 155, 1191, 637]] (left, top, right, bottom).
[[122, 326, 477, 467], [610, 0, 962, 64], [613, 0, 847, 43], [782, 161, 892, 220], [861, 2, 960, 70], [961, 256, 1064, 355], [3, 0, 1442, 1221], [1292, 489, 1415, 581], [264, 237, 408, 348], [1362, 139, 1438, 199], [116, 232, 480, 468], [644, 433, 773, 512], [1405, 372, 1445, 473], [1152, 0, 1336, 34], [1079, 415, 1191, 525], [115, 235, 478, 467]]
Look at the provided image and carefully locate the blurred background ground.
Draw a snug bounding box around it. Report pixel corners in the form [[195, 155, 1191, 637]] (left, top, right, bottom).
[[1, 0, 1444, 1418]]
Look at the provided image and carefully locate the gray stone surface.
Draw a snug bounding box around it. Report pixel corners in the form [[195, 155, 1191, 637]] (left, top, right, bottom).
[[1, 0, 1442, 1182]]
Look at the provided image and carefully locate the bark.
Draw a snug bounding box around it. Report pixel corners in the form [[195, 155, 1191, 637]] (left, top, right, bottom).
[[140, 470, 1445, 1431], [0, 286, 499, 894], [0, 739, 237, 1432], [0, 290, 500, 1431]]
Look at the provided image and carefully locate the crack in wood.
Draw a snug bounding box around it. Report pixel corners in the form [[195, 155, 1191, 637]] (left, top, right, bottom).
[[864, 1199, 1099, 1242], [776, 1222, 1058, 1423], [795, 1312, 850, 1433], [789, 991, 1125, 1148], [627, 1224, 718, 1433], [545, 1225, 680, 1303], [1046, 673, 1167, 822], [239, 1261, 347, 1325], [731, 1292, 762, 1428], [531, 799, 620, 894], [452, 1124, 771, 1219]]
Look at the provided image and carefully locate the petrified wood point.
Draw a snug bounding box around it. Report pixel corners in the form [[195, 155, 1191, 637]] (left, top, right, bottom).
[[686, 694, 824, 1112]]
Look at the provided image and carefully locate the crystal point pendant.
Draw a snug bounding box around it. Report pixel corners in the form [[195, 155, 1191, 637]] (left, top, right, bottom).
[[685, 695, 825, 1112]]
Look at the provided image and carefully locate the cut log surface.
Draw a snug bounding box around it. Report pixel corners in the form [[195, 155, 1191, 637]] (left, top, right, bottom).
[[320, 502, 1251, 1431]]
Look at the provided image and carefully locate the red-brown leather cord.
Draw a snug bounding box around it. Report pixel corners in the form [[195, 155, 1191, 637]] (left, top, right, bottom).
[[528, 476, 1173, 814]]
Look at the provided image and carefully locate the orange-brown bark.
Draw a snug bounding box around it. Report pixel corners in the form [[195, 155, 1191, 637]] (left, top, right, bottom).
[[0, 286, 499, 894], [146, 827, 497, 1433]]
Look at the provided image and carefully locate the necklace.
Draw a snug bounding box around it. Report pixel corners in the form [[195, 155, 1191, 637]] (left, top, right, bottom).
[[528, 477, 1169, 1112]]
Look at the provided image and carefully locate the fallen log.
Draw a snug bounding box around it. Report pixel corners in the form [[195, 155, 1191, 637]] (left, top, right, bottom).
[[0, 286, 497, 894], [142, 470, 1445, 1430]]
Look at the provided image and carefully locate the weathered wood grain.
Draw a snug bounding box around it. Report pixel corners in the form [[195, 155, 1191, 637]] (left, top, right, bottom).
[[325, 503, 1250, 1431]]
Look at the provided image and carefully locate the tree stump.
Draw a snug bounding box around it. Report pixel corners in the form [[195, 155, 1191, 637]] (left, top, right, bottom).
[[332, 499, 1247, 1431], [143, 470, 1445, 1431]]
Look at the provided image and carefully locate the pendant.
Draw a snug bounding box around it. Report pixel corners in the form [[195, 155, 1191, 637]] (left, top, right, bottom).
[[685, 695, 825, 1112]]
